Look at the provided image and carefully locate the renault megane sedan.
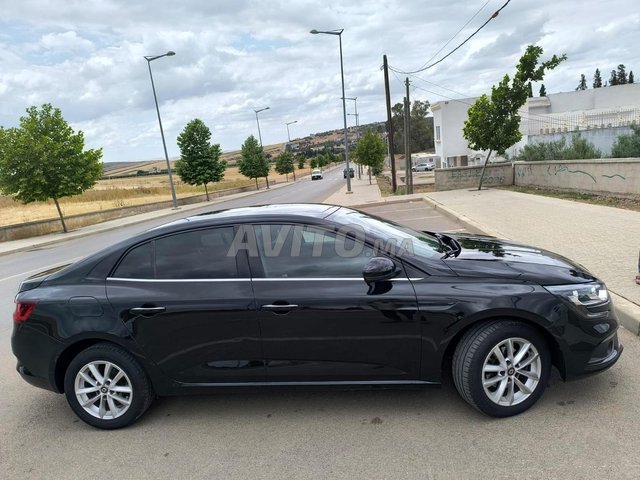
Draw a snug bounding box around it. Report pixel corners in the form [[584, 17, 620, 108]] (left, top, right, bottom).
[[12, 204, 622, 429]]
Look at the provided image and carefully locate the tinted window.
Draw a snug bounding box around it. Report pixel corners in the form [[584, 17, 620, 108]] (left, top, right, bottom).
[[113, 227, 238, 279], [113, 241, 154, 278], [255, 224, 373, 278], [155, 227, 238, 279]]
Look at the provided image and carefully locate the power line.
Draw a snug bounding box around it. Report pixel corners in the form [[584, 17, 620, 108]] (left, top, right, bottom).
[[410, 84, 582, 130], [391, 0, 511, 75], [407, 73, 584, 127], [413, 0, 491, 73]]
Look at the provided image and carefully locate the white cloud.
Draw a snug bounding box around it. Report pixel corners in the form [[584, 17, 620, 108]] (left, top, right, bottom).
[[40, 30, 94, 51], [0, 0, 639, 161]]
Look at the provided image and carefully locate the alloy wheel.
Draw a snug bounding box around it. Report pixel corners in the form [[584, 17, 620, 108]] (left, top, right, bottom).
[[481, 337, 541, 407], [74, 361, 133, 420]]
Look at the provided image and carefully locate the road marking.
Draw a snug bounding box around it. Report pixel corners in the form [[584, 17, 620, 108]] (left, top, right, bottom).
[[0, 256, 85, 283]]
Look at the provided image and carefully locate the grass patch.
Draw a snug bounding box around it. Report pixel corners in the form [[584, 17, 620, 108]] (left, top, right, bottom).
[[497, 185, 640, 212]]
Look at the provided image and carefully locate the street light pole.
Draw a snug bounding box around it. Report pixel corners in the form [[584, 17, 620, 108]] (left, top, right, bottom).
[[254, 106, 270, 189], [310, 28, 352, 193], [285, 120, 298, 142], [345, 97, 361, 179], [347, 112, 361, 179], [144, 51, 178, 209], [285, 120, 298, 181]]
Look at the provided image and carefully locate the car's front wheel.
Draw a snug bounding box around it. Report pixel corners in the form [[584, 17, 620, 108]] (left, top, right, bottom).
[[64, 343, 154, 429], [453, 320, 551, 417]]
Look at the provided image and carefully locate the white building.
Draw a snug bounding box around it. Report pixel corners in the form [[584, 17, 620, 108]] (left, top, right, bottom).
[[432, 83, 640, 167]]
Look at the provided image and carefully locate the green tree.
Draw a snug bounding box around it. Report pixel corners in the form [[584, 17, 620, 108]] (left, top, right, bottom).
[[629, 71, 634, 84], [274, 150, 295, 181], [238, 135, 269, 190], [593, 68, 602, 88], [0, 104, 103, 232], [576, 74, 587, 91], [297, 155, 305, 170], [539, 83, 547, 96], [354, 130, 386, 184], [462, 45, 566, 189], [609, 70, 619, 86], [617, 64, 627, 84], [565, 135, 602, 159], [611, 125, 640, 158], [175, 118, 226, 201], [391, 102, 406, 154], [391, 100, 434, 154], [410, 99, 434, 152]]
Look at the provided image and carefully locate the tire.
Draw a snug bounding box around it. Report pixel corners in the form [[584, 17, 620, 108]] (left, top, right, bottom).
[[64, 342, 155, 429], [452, 320, 551, 417]]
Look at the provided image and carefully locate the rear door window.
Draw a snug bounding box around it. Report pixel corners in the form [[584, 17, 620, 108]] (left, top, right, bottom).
[[113, 227, 238, 279]]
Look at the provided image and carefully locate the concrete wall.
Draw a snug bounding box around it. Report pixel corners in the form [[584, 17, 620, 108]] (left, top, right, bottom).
[[434, 159, 640, 196], [0, 182, 274, 242], [514, 158, 640, 196], [435, 164, 513, 191]]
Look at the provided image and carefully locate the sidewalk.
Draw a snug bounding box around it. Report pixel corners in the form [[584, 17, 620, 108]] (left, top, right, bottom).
[[423, 188, 640, 335], [324, 174, 383, 206]]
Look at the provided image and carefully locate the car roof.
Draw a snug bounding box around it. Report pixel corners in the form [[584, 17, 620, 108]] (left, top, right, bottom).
[[159, 203, 341, 230]]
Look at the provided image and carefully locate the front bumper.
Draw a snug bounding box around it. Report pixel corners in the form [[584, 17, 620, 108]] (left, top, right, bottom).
[[583, 334, 623, 374]]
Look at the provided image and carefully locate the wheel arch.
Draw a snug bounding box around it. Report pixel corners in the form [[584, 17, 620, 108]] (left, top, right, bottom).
[[53, 336, 155, 393], [441, 315, 566, 380]]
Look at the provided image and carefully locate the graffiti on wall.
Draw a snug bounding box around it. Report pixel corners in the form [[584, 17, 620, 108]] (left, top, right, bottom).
[[547, 164, 597, 183], [515, 162, 627, 184], [450, 168, 506, 185]]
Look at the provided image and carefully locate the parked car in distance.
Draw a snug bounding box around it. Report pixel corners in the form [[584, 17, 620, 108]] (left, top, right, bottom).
[[343, 167, 355, 178], [311, 169, 323, 180], [412, 162, 434, 172], [12, 204, 622, 429]]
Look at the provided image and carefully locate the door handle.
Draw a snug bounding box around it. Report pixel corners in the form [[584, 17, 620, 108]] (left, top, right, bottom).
[[129, 306, 166, 316], [261, 304, 299, 313]]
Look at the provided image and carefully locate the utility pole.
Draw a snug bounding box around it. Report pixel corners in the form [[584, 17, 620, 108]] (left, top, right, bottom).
[[382, 55, 397, 193], [404, 77, 413, 194]]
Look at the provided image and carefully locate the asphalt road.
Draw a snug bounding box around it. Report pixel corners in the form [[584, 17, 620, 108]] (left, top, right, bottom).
[[2, 171, 640, 479]]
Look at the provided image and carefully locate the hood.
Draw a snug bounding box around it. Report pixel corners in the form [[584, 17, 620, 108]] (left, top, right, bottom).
[[443, 233, 596, 284]]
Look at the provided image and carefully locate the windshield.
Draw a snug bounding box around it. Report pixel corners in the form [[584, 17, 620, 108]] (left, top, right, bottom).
[[329, 208, 442, 259]]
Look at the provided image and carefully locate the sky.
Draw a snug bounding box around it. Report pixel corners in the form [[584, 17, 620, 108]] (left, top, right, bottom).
[[1, 0, 639, 163]]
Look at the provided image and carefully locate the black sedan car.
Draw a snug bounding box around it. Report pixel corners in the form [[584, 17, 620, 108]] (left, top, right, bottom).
[[12, 204, 622, 429]]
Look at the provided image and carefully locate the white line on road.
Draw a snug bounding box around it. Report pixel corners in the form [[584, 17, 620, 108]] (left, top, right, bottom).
[[0, 256, 85, 283]]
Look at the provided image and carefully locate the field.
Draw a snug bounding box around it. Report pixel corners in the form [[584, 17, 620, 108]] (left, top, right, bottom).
[[0, 165, 308, 227], [0, 126, 354, 228]]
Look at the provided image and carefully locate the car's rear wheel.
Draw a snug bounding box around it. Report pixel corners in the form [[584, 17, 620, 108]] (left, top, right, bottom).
[[453, 320, 551, 417], [64, 343, 154, 429]]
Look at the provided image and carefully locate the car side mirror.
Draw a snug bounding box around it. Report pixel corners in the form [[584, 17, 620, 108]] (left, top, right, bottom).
[[363, 257, 397, 285]]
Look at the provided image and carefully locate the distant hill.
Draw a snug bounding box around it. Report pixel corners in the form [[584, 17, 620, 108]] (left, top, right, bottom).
[[102, 121, 386, 177]]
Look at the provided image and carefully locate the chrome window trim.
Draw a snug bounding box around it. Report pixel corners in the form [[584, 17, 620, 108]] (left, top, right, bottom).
[[107, 277, 424, 282], [107, 277, 250, 283]]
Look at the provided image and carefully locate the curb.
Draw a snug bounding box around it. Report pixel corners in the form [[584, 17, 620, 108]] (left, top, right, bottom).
[[612, 293, 640, 336]]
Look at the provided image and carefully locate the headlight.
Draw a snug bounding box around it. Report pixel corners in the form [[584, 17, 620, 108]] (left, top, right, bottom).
[[545, 282, 609, 307]]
